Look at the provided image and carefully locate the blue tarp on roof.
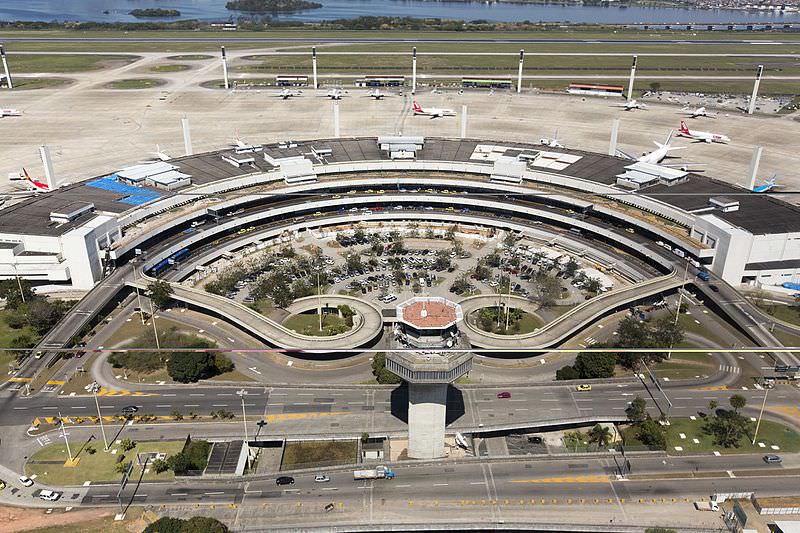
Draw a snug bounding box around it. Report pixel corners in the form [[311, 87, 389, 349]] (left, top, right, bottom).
[[85, 174, 162, 206]]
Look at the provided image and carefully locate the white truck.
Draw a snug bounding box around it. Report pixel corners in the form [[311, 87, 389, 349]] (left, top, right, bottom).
[[694, 501, 719, 512], [353, 465, 396, 481]]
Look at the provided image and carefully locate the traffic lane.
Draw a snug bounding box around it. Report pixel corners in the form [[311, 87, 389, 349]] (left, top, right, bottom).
[[84, 483, 244, 506]]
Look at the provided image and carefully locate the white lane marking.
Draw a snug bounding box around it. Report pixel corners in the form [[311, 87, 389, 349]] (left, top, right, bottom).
[[321, 487, 339, 491], [395, 484, 411, 488], [163, 394, 176, 397], [184, 404, 200, 407], [156, 404, 172, 408], [205, 491, 225, 495], [218, 393, 232, 397], [13, 407, 28, 410], [171, 493, 188, 496], [433, 483, 449, 486], [189, 394, 205, 397], [212, 404, 229, 407]]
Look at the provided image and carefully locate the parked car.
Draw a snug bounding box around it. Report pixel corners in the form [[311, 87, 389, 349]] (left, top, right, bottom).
[[276, 476, 295, 486], [39, 490, 61, 501], [18, 476, 33, 487], [496, 391, 511, 399]]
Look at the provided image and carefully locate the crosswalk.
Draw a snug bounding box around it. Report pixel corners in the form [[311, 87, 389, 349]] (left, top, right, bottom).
[[718, 364, 740, 374]]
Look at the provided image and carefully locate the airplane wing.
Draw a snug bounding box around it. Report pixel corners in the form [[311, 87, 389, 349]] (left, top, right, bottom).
[[615, 148, 637, 161], [661, 162, 706, 172]]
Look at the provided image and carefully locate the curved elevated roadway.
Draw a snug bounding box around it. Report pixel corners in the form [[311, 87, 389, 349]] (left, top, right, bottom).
[[129, 276, 384, 351], [459, 272, 682, 349]]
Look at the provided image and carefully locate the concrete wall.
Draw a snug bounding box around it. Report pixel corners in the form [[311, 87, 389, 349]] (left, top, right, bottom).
[[407, 382, 448, 460]]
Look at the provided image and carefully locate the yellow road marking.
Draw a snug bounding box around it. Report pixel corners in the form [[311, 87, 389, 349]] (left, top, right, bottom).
[[46, 380, 64, 385], [511, 475, 608, 484], [9, 377, 32, 383]]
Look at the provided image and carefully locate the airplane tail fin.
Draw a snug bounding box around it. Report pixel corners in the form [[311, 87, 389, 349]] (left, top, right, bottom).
[[679, 121, 689, 133], [412, 100, 422, 113]]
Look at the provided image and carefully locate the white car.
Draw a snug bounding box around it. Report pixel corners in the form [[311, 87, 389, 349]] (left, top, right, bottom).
[[18, 476, 33, 487], [314, 474, 331, 483], [39, 490, 60, 501]]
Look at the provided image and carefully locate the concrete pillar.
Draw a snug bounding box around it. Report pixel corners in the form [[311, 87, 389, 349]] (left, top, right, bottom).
[[517, 49, 524, 93], [181, 117, 193, 156], [460, 105, 468, 139], [39, 145, 55, 189], [627, 55, 638, 102], [411, 47, 417, 95], [333, 101, 340, 138], [747, 145, 763, 190], [608, 118, 620, 156], [748, 65, 763, 115], [221, 46, 229, 90], [312, 46, 318, 89], [0, 44, 11, 89], [407, 382, 447, 459]]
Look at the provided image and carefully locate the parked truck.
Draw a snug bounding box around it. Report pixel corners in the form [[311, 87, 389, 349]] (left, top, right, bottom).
[[693, 500, 719, 512], [353, 465, 395, 480]]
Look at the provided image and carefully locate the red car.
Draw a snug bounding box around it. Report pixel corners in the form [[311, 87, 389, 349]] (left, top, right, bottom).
[[496, 391, 511, 399]]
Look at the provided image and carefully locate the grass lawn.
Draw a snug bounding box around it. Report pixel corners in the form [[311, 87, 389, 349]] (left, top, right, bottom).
[[773, 329, 800, 348], [654, 349, 716, 380], [756, 303, 800, 327], [106, 78, 166, 89], [281, 440, 358, 470], [166, 54, 214, 60], [0, 309, 39, 381], [149, 64, 191, 72], [9, 77, 72, 90], [472, 307, 543, 335], [283, 312, 349, 336], [26, 439, 187, 486], [665, 417, 800, 455], [8, 54, 136, 73]]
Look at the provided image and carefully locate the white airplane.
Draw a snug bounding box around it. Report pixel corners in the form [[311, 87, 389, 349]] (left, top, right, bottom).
[[1, 108, 21, 118], [678, 120, 730, 144], [680, 106, 716, 118], [365, 88, 389, 100], [8, 168, 50, 192], [752, 174, 782, 193], [412, 100, 456, 118], [612, 99, 647, 111], [231, 135, 262, 153], [324, 88, 345, 100], [617, 130, 702, 171], [274, 88, 301, 100], [539, 130, 564, 148]]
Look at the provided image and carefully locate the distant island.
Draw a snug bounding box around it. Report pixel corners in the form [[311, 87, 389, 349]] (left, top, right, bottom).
[[225, 0, 323, 13], [129, 8, 181, 18]]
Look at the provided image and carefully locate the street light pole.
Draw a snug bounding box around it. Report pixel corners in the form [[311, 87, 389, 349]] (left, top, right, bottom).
[[149, 298, 160, 351], [317, 265, 323, 333], [58, 411, 74, 464], [90, 382, 109, 451], [237, 389, 250, 471], [12, 264, 25, 303], [666, 258, 691, 361], [752, 386, 770, 445]]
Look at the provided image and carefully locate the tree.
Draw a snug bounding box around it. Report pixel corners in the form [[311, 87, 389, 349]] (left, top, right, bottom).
[[705, 410, 749, 448], [144, 517, 185, 533], [371, 352, 402, 384], [167, 351, 216, 383], [0, 279, 35, 310], [729, 394, 747, 414], [144, 516, 228, 533], [147, 280, 174, 310], [167, 453, 191, 475], [583, 277, 603, 294], [361, 432, 370, 443], [708, 399, 718, 413], [115, 460, 132, 474], [555, 365, 579, 381], [151, 458, 169, 474], [588, 424, 612, 448], [627, 395, 647, 423], [213, 353, 235, 374], [533, 276, 561, 308], [650, 316, 684, 349], [120, 438, 136, 452], [25, 299, 64, 335], [563, 257, 579, 278], [573, 352, 616, 379], [637, 417, 666, 448]]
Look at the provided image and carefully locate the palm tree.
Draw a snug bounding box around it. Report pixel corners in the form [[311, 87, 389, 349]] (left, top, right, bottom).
[[588, 424, 612, 448]]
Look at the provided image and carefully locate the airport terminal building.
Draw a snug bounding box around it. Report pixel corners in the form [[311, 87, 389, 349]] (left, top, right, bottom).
[[1, 136, 799, 292]]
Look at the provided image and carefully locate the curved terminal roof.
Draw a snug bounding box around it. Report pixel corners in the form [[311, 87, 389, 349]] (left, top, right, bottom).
[[1, 137, 799, 238]]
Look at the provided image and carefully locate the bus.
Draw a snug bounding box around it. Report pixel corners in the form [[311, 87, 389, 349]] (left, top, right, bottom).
[[462, 77, 513, 89], [354, 76, 405, 87], [276, 75, 308, 87], [567, 83, 625, 97]]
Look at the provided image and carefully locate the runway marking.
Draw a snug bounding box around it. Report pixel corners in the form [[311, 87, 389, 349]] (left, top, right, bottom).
[[512, 475, 608, 484]]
